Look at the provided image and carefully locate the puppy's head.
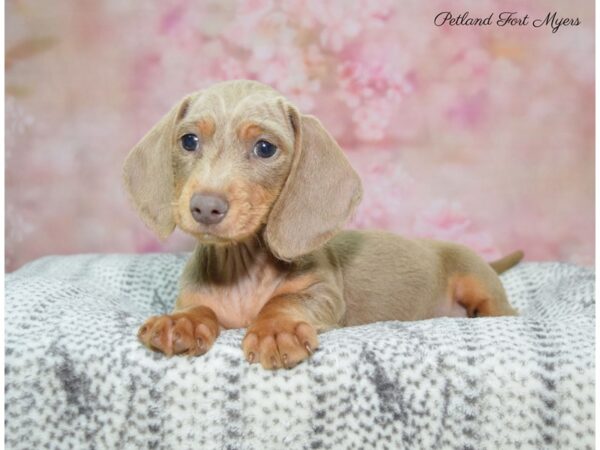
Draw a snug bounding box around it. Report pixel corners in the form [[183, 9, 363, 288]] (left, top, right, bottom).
[[123, 80, 362, 260]]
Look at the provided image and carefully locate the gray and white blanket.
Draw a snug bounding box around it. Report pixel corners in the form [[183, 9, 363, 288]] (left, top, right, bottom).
[[5, 254, 595, 449]]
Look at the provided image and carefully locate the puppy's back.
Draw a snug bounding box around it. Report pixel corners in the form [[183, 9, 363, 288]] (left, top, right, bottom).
[[326, 230, 445, 325]]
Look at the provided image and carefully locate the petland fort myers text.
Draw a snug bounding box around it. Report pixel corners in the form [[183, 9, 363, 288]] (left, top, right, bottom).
[[434, 11, 580, 33]]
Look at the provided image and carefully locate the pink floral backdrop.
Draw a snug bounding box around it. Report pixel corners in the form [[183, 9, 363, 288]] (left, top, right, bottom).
[[6, 0, 594, 271]]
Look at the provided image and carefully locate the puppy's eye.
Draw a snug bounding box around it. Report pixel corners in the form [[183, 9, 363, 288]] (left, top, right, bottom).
[[253, 140, 277, 158], [180, 133, 199, 151]]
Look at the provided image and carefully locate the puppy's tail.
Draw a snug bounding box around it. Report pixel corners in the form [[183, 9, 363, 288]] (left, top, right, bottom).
[[490, 250, 524, 274]]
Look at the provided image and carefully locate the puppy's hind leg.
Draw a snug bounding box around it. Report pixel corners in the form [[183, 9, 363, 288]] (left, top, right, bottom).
[[448, 275, 517, 318]]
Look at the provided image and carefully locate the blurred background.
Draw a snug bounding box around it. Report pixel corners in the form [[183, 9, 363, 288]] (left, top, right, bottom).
[[5, 0, 594, 271]]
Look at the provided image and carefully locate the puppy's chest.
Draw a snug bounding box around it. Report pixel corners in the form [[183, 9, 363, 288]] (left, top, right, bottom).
[[178, 263, 288, 329]]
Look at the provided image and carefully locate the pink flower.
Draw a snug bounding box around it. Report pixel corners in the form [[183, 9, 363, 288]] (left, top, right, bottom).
[[350, 97, 394, 141], [445, 92, 488, 129], [337, 42, 414, 141], [412, 200, 501, 260], [158, 1, 188, 35], [348, 153, 415, 230], [210, 57, 253, 81], [304, 0, 394, 51]]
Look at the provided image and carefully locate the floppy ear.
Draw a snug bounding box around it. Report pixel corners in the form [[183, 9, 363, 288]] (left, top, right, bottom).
[[122, 96, 191, 239], [265, 108, 363, 261]]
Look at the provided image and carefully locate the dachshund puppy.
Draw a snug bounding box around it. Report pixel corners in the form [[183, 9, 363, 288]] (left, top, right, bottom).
[[124, 80, 522, 370]]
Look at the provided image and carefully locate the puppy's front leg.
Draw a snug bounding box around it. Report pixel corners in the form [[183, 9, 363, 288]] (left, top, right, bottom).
[[243, 283, 344, 370], [138, 305, 220, 356]]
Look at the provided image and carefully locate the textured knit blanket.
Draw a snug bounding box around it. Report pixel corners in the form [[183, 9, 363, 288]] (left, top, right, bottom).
[[5, 254, 595, 449]]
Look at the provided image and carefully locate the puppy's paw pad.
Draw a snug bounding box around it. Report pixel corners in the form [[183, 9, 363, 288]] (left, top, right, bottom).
[[242, 320, 318, 370], [138, 310, 218, 356]]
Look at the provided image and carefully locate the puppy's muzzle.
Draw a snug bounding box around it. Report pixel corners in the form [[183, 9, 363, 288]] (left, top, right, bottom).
[[190, 193, 229, 225]]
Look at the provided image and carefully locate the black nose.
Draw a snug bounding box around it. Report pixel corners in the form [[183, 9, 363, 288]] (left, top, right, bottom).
[[190, 193, 229, 225]]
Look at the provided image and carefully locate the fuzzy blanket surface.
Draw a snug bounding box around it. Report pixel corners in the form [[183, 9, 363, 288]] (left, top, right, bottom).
[[5, 254, 595, 449]]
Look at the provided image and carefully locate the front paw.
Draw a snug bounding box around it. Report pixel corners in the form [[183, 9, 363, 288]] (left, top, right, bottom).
[[242, 318, 319, 370], [138, 306, 219, 356]]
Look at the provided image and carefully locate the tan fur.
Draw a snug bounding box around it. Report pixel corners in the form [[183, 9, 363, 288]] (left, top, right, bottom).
[[490, 250, 524, 274], [176, 238, 286, 329], [138, 305, 219, 356], [123, 80, 523, 370], [238, 123, 264, 141], [197, 118, 216, 138], [265, 110, 363, 261]]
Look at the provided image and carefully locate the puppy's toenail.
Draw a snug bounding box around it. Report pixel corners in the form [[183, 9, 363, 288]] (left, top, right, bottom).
[[304, 342, 313, 355], [282, 354, 288, 368], [247, 352, 255, 363], [271, 356, 279, 368]]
